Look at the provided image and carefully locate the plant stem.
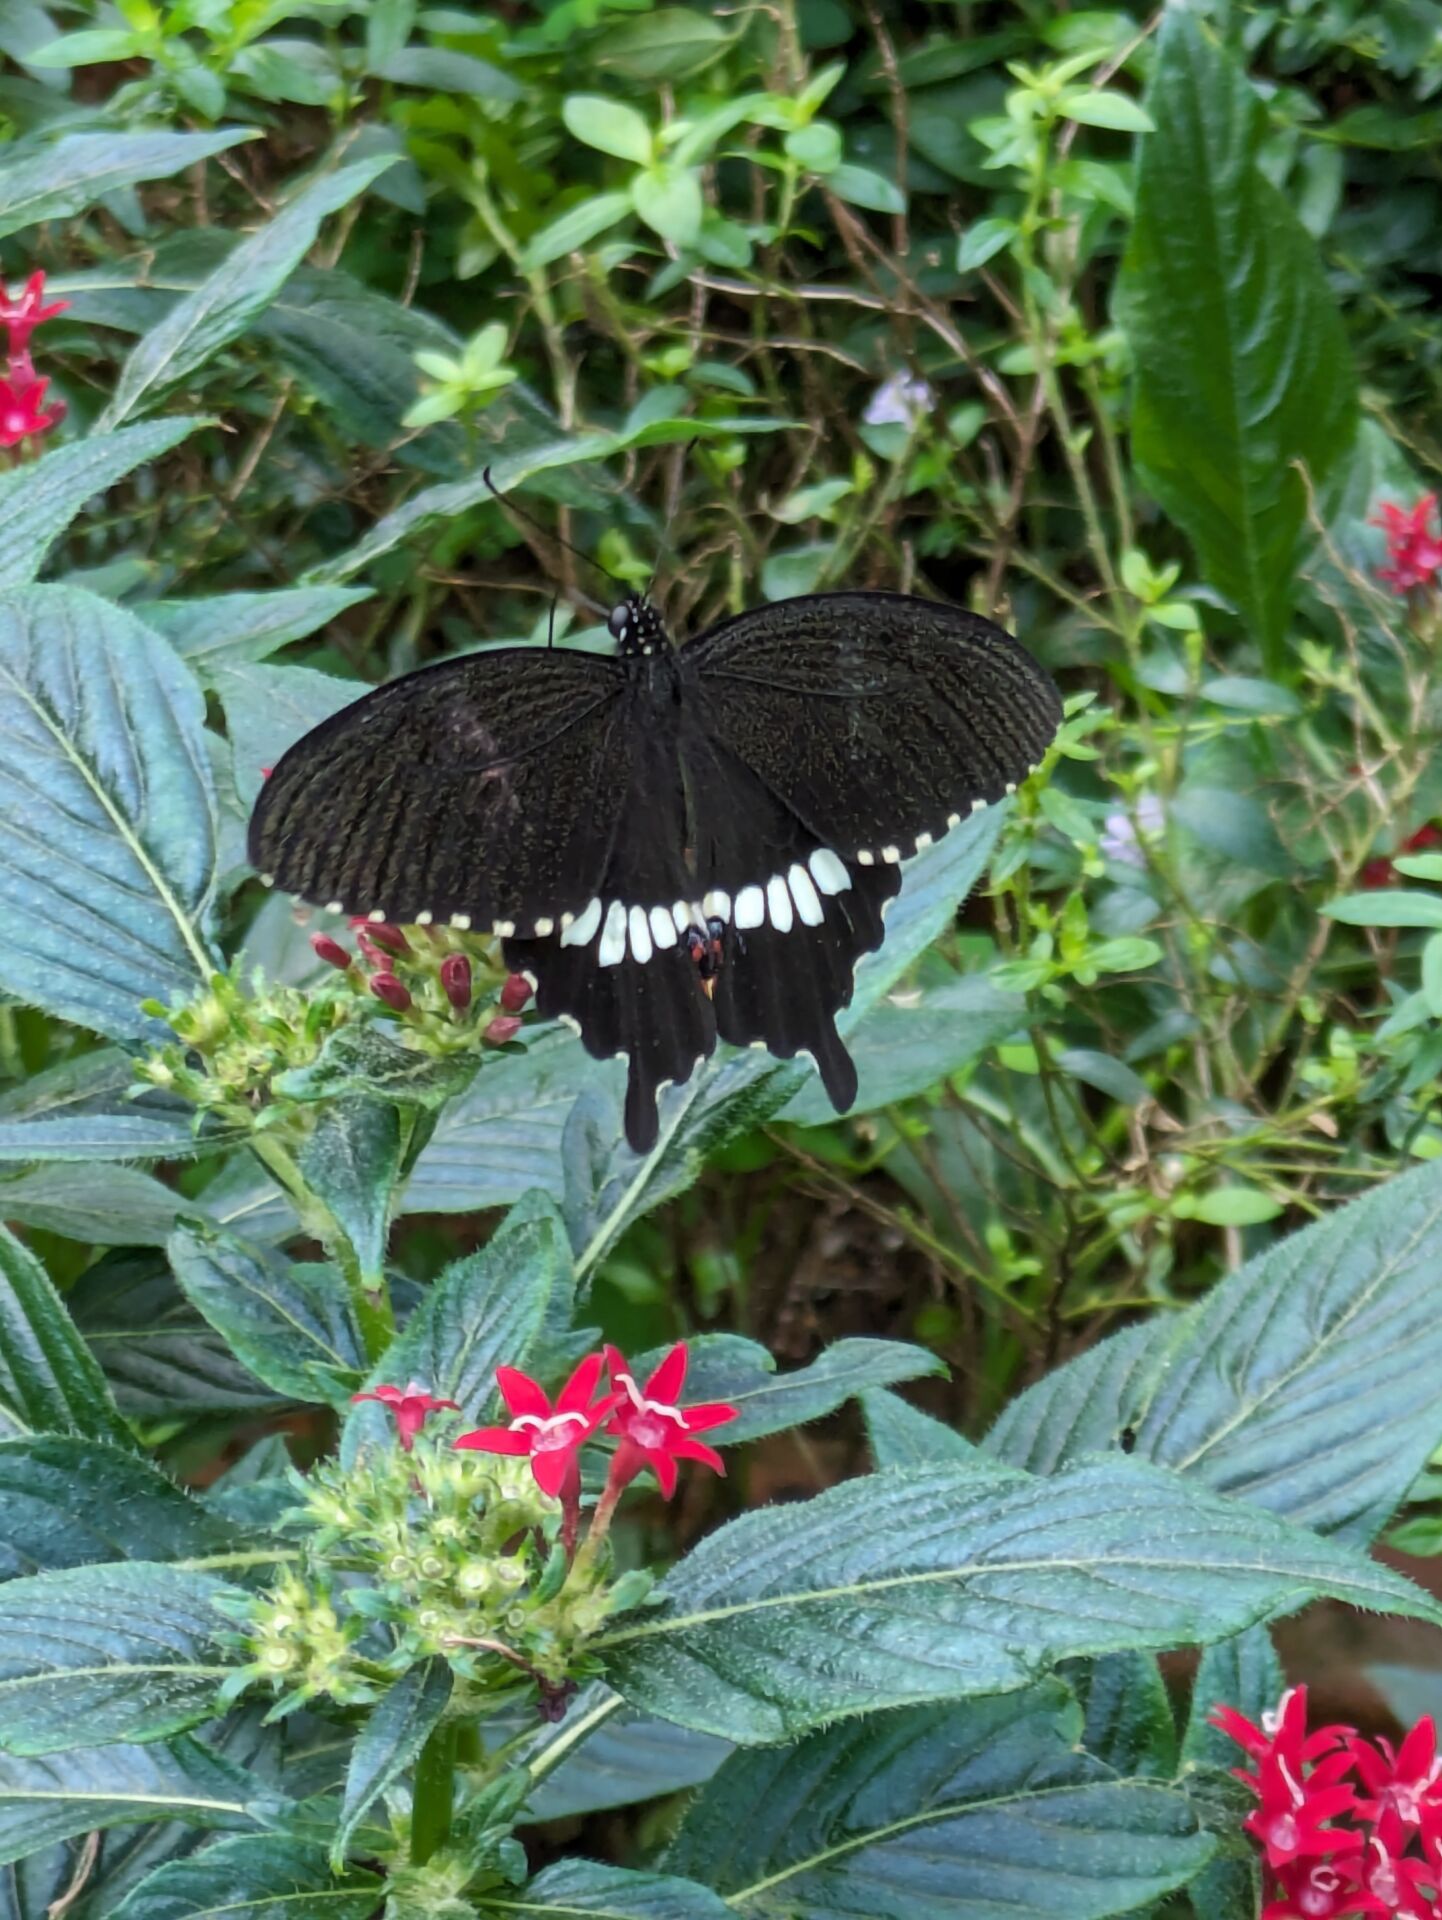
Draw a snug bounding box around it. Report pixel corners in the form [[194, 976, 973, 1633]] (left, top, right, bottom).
[[410, 1721, 457, 1866], [248, 1134, 395, 1363]]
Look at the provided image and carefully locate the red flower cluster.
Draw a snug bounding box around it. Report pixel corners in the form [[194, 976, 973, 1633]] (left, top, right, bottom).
[[1361, 824, 1442, 891], [0, 269, 66, 450], [1373, 495, 1442, 597], [352, 1381, 458, 1451], [307, 917, 533, 1038], [1217, 1685, 1442, 1917]]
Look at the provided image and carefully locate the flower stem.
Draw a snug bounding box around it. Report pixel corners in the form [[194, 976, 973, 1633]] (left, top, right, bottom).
[[410, 1720, 457, 1866]]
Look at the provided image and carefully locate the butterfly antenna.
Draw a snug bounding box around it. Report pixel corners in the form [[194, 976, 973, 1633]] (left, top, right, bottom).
[[482, 467, 628, 593], [646, 435, 699, 600]]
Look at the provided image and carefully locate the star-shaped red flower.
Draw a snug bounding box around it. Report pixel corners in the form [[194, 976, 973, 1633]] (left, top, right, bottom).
[[603, 1342, 739, 1499], [0, 368, 61, 447], [1373, 494, 1442, 595], [1353, 1717, 1442, 1831], [455, 1353, 618, 1500], [0, 271, 68, 352], [352, 1381, 459, 1451]]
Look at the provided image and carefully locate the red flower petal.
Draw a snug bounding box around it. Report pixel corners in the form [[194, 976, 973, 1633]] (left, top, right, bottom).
[[455, 1425, 532, 1455], [496, 1365, 550, 1421]]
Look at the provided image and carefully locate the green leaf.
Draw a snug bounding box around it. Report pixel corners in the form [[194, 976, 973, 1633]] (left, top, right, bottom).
[[1324, 890, 1442, 928], [667, 1683, 1211, 1916], [631, 163, 704, 246], [168, 1222, 367, 1408], [1114, 11, 1359, 670], [1422, 933, 1442, 1019], [0, 1163, 204, 1246], [825, 161, 906, 213], [486, 1862, 734, 1918], [0, 586, 218, 1042], [593, 10, 733, 84], [0, 1561, 238, 1754], [0, 418, 207, 588], [214, 660, 359, 812], [296, 1099, 401, 1286], [785, 121, 842, 171], [520, 191, 632, 270], [987, 1155, 1442, 1544], [597, 1456, 1439, 1742], [0, 1737, 272, 1867], [0, 1435, 233, 1578], [332, 1660, 451, 1869], [631, 1333, 946, 1446], [372, 45, 521, 101], [562, 94, 653, 165], [1058, 86, 1156, 132], [0, 1223, 132, 1447], [524, 1706, 731, 1821], [1070, 1650, 1177, 1778], [115, 1833, 382, 1919], [957, 215, 1018, 270], [146, 586, 373, 673], [0, 1046, 211, 1160], [0, 128, 254, 240], [101, 156, 397, 430], [862, 1388, 981, 1469], [1177, 1185, 1283, 1227], [273, 1024, 476, 1112], [1183, 1625, 1283, 1771]]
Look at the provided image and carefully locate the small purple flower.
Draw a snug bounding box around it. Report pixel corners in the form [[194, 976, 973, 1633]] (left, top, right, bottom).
[[1100, 795, 1164, 867], [863, 372, 934, 429]]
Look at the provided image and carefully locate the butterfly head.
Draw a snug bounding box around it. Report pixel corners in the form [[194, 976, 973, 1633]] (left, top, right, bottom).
[[607, 595, 669, 659]]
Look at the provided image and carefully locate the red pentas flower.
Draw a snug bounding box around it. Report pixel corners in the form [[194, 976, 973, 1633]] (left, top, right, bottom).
[[1361, 823, 1442, 891], [1353, 1716, 1442, 1830], [0, 270, 67, 352], [352, 1381, 459, 1451], [0, 367, 61, 447], [602, 1342, 739, 1499], [1373, 494, 1442, 595], [454, 1353, 619, 1501]]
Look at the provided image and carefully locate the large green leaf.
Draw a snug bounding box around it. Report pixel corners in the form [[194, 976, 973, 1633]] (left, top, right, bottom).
[[169, 1223, 367, 1408], [0, 128, 254, 238], [0, 1561, 238, 1754], [0, 1436, 233, 1579], [101, 155, 396, 430], [985, 1154, 1442, 1545], [112, 1835, 383, 1920], [146, 585, 373, 673], [332, 1660, 451, 1868], [596, 1456, 1440, 1743], [863, 1388, 981, 1469], [0, 1049, 209, 1165], [0, 418, 206, 588], [215, 660, 359, 812], [0, 1737, 271, 1867], [525, 1707, 730, 1822], [1115, 10, 1358, 668], [0, 586, 218, 1043], [0, 1223, 133, 1447], [666, 1683, 1212, 1919], [479, 1863, 734, 1918], [0, 1163, 206, 1246], [296, 1098, 400, 1286]]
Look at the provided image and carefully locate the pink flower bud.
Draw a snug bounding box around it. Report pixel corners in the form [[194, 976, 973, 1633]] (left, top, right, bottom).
[[484, 1015, 522, 1045], [500, 972, 533, 1012], [370, 973, 412, 1013], [310, 933, 352, 970], [350, 918, 409, 956], [440, 953, 472, 1011]]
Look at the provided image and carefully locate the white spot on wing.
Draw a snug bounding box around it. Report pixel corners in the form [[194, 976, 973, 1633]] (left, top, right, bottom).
[[598, 900, 627, 967], [915, 832, 933, 851], [450, 913, 471, 930], [947, 812, 962, 829], [671, 901, 690, 934], [259, 873, 275, 887], [493, 919, 515, 938], [809, 849, 850, 895], [558, 1013, 582, 1036], [766, 873, 793, 933], [703, 889, 731, 922], [368, 909, 387, 923], [533, 918, 553, 937], [628, 904, 653, 965], [650, 905, 677, 949], [856, 850, 875, 867], [788, 862, 824, 926], [734, 884, 765, 930], [415, 910, 433, 926], [325, 900, 344, 915], [881, 845, 901, 864], [562, 898, 601, 947], [971, 797, 987, 815]]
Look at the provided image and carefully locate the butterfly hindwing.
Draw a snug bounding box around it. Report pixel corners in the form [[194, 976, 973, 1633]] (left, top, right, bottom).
[[248, 649, 629, 933], [681, 590, 1062, 860]]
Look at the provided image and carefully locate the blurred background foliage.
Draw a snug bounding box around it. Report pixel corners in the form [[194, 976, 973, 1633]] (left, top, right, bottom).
[[3, 0, 1442, 1493]]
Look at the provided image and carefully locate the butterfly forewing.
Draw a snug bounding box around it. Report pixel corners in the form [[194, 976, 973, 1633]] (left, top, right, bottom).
[[248, 649, 629, 933], [682, 591, 1062, 860]]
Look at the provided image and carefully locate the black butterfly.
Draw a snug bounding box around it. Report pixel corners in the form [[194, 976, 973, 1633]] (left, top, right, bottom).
[[248, 590, 1061, 1151]]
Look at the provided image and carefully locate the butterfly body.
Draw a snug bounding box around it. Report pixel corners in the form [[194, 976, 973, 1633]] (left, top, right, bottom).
[[250, 588, 1061, 1151]]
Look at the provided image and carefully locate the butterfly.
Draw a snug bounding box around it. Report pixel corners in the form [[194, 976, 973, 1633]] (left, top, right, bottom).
[[248, 588, 1062, 1152]]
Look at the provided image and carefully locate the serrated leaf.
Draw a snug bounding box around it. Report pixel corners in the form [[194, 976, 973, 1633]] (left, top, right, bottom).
[[1069, 1651, 1177, 1778], [1182, 1625, 1283, 1771], [0, 1163, 205, 1246], [597, 1456, 1441, 1743], [296, 1098, 400, 1285], [102, 156, 397, 430], [0, 1223, 133, 1447], [114, 1833, 381, 1920], [525, 1708, 730, 1822], [0, 418, 207, 588], [0, 128, 254, 239], [0, 1112, 207, 1162], [0, 1562, 238, 1754], [146, 586, 373, 673], [0, 586, 218, 1043], [483, 1862, 734, 1919], [1114, 12, 1358, 670], [214, 659, 359, 812], [168, 1222, 366, 1407], [986, 1154, 1442, 1545], [0, 1737, 271, 1867], [667, 1683, 1210, 1917], [862, 1387, 981, 1469], [0, 1436, 233, 1579], [272, 1025, 476, 1111], [332, 1660, 451, 1869]]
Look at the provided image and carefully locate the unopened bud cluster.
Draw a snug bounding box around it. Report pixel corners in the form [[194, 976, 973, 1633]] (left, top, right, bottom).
[[310, 917, 533, 1051], [227, 1425, 644, 1718]]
